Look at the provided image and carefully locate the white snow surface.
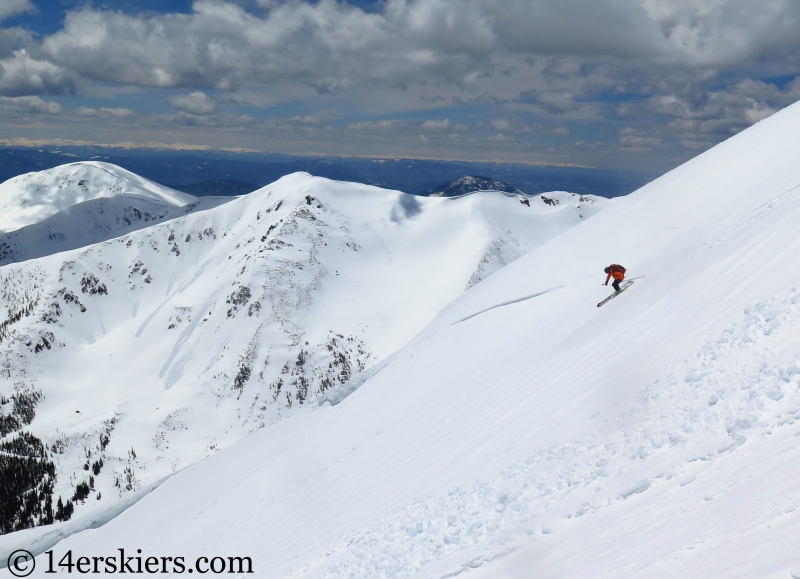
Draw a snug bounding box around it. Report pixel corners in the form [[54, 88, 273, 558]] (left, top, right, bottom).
[[0, 162, 195, 233], [8, 101, 800, 578], [0, 195, 232, 266], [0, 172, 606, 554], [6, 99, 800, 578]]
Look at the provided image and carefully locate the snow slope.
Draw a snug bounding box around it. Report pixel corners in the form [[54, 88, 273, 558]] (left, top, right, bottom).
[[7, 101, 800, 578], [0, 162, 195, 233], [0, 195, 232, 266], [0, 172, 607, 538]]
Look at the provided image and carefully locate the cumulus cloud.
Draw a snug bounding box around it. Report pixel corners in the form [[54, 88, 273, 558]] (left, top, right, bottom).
[[619, 127, 661, 151], [640, 0, 800, 66], [0, 49, 72, 96], [542, 57, 602, 80], [169, 91, 217, 115], [347, 119, 469, 134], [679, 139, 714, 150], [421, 118, 453, 130], [728, 77, 800, 105], [348, 120, 397, 131], [520, 89, 579, 114], [158, 111, 256, 128], [0, 95, 62, 114], [0, 0, 33, 22], [484, 117, 532, 134], [77, 106, 134, 118], [287, 115, 321, 124], [31, 0, 800, 95], [649, 90, 778, 136]]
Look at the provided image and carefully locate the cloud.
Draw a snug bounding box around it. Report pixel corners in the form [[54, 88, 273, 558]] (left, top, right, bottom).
[[485, 117, 532, 134], [76, 106, 134, 118], [40, 1, 414, 90], [519, 89, 579, 114], [648, 90, 778, 137], [0, 95, 62, 114], [728, 77, 800, 106], [347, 120, 396, 131], [0, 136, 259, 152], [346, 118, 471, 135], [287, 115, 321, 124], [0, 0, 33, 22], [36, 0, 800, 96], [639, 0, 800, 66], [619, 127, 661, 151], [169, 91, 217, 115], [0, 49, 72, 96], [679, 139, 714, 150], [419, 94, 447, 104], [421, 118, 452, 130], [158, 111, 256, 128], [541, 57, 601, 80]]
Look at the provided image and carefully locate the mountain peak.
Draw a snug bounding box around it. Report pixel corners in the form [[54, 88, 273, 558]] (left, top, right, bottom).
[[425, 175, 526, 197], [0, 162, 195, 233]]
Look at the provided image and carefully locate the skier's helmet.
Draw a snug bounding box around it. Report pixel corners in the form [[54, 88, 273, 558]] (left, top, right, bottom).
[[604, 266, 610, 274]]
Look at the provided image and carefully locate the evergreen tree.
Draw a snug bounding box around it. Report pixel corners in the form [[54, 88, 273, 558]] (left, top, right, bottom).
[[55, 496, 64, 521]]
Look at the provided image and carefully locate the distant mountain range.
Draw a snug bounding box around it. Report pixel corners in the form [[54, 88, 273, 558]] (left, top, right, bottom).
[[166, 179, 261, 197], [0, 147, 657, 198], [426, 176, 526, 197]]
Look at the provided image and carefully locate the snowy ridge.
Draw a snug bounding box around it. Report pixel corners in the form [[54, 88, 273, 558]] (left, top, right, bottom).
[[0, 195, 231, 266], [8, 100, 800, 578], [464, 191, 604, 289], [0, 172, 605, 538], [0, 162, 195, 233]]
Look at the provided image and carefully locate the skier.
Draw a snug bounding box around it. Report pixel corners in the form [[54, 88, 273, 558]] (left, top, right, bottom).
[[603, 264, 626, 293]]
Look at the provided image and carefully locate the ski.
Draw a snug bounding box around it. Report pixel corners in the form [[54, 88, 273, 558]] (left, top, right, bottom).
[[597, 280, 634, 307]]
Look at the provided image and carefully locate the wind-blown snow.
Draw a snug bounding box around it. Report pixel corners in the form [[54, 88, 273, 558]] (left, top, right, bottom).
[[0, 162, 195, 233], [5, 100, 800, 578]]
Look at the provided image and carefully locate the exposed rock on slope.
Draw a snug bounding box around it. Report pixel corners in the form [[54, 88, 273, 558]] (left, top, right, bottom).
[[0, 171, 608, 534], [426, 175, 526, 197], [0, 195, 231, 267]]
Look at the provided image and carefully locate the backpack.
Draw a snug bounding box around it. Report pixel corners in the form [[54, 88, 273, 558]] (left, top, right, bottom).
[[610, 264, 626, 274]]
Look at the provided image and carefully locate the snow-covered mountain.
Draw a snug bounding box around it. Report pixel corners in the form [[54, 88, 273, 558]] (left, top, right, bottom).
[[0, 170, 608, 537], [0, 162, 195, 234], [0, 195, 232, 267], [426, 175, 526, 197], [5, 100, 800, 578]]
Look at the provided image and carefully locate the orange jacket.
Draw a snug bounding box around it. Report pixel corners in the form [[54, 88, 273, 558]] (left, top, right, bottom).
[[605, 265, 625, 282]]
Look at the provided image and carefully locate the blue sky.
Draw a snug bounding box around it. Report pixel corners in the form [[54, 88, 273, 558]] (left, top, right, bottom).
[[1, 0, 800, 171]]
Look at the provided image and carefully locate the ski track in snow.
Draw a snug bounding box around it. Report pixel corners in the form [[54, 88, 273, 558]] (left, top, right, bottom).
[[688, 183, 800, 260], [285, 287, 800, 579], [451, 286, 565, 325]]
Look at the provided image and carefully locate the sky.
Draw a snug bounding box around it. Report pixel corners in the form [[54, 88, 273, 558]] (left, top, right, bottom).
[[1, 0, 799, 171]]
